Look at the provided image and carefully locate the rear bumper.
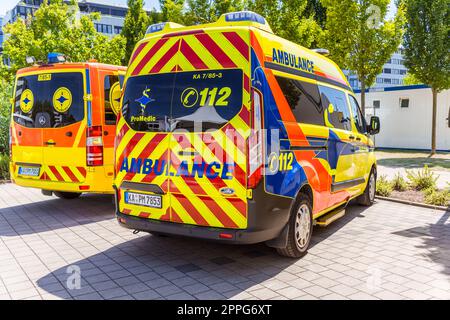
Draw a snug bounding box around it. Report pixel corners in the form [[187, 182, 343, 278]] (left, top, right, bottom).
[[11, 163, 114, 194], [115, 183, 293, 245]]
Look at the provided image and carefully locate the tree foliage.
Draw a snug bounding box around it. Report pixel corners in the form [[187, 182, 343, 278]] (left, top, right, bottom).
[[121, 0, 151, 65], [402, 0, 449, 92], [248, 0, 322, 47], [2, 0, 126, 76], [320, 0, 405, 112], [402, 0, 449, 154]]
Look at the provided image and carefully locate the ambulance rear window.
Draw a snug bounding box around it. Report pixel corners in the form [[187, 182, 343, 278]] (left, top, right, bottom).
[[13, 72, 84, 128], [122, 69, 243, 132]]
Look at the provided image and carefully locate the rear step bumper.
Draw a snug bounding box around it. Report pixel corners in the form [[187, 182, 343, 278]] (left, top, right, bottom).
[[116, 211, 279, 245], [114, 183, 293, 245]]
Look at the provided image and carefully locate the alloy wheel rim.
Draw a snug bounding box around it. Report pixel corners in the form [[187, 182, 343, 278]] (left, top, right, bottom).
[[295, 204, 311, 249]]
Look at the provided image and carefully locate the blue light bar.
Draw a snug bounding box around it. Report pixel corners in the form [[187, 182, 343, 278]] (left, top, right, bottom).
[[47, 52, 66, 63], [146, 22, 167, 34], [224, 11, 266, 24]]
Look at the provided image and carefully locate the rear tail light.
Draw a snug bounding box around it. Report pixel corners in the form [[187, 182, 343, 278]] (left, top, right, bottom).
[[247, 89, 263, 189], [87, 126, 103, 166]]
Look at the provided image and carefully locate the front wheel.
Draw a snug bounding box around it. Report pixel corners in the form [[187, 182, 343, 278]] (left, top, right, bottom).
[[276, 193, 313, 258], [358, 169, 376, 206], [54, 192, 81, 200]]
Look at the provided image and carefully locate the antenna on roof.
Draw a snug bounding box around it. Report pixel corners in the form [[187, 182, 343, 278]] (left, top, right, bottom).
[[312, 48, 330, 56]]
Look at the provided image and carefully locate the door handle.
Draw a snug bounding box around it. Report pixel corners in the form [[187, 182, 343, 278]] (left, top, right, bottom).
[[45, 141, 56, 146], [65, 131, 72, 137], [356, 137, 361, 141], [18, 131, 22, 136], [349, 135, 356, 140], [178, 150, 199, 157]]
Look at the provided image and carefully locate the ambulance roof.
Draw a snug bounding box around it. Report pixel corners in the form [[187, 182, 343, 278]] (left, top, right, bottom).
[[141, 11, 350, 90]]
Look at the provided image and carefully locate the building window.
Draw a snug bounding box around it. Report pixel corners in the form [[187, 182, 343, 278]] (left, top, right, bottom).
[[384, 78, 391, 84], [400, 70, 407, 75], [114, 26, 122, 34], [400, 98, 409, 108], [373, 100, 380, 109], [384, 68, 391, 74], [392, 79, 400, 85]]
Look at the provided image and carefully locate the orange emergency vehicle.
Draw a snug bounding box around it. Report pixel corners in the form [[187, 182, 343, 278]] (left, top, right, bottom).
[[10, 53, 126, 198], [114, 12, 380, 257]]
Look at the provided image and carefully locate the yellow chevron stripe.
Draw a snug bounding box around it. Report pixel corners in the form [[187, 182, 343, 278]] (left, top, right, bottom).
[[170, 196, 196, 224], [115, 133, 153, 182], [211, 32, 249, 69], [45, 167, 57, 181], [128, 38, 159, 74], [72, 167, 86, 182], [139, 38, 180, 74], [183, 36, 223, 69], [73, 122, 86, 147], [170, 177, 223, 227]]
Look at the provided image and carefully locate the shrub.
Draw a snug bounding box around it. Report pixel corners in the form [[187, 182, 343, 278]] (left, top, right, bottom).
[[376, 175, 393, 197], [406, 165, 438, 191], [0, 153, 10, 180], [424, 189, 450, 207], [391, 173, 408, 191]]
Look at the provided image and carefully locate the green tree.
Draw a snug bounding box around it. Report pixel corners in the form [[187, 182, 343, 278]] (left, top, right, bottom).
[[160, 0, 188, 24], [320, 0, 405, 114], [121, 0, 151, 65], [402, 0, 450, 155], [186, 0, 245, 24], [306, 0, 327, 28], [402, 72, 422, 85], [248, 0, 323, 47], [2, 0, 126, 77]]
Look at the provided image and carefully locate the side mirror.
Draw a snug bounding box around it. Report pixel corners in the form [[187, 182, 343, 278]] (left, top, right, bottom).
[[368, 116, 380, 135]]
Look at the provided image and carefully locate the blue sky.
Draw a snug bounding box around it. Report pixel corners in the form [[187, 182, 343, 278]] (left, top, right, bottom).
[[0, 0, 396, 18]]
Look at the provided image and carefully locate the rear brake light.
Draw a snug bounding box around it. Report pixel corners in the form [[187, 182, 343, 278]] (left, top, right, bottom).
[[219, 233, 233, 239], [87, 126, 103, 166], [247, 89, 263, 189]]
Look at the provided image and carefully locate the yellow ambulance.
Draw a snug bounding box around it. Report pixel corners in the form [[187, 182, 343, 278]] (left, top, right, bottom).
[[114, 12, 380, 257], [10, 53, 126, 199]]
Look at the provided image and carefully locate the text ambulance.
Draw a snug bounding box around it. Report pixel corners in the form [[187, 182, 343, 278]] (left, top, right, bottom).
[[114, 12, 380, 257], [10, 53, 126, 199]]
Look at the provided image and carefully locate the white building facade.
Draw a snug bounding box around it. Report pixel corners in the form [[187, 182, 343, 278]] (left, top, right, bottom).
[[355, 85, 450, 151], [347, 48, 408, 90]]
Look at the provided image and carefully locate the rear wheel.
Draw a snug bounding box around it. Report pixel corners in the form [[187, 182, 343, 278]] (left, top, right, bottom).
[[54, 192, 81, 200], [276, 193, 313, 258], [358, 169, 376, 206]]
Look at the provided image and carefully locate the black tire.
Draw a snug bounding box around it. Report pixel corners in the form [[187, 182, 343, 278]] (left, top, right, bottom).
[[358, 168, 376, 206], [54, 192, 81, 200], [276, 193, 313, 258]]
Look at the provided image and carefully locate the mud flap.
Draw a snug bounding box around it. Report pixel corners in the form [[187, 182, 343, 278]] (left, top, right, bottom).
[[265, 223, 289, 248]]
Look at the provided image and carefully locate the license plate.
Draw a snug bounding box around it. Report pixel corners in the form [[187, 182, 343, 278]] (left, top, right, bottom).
[[18, 166, 40, 177], [125, 192, 162, 209]]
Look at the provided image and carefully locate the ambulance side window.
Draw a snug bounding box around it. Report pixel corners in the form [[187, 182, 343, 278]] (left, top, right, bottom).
[[319, 85, 352, 131], [104, 75, 119, 125], [348, 95, 367, 134], [275, 76, 324, 126]]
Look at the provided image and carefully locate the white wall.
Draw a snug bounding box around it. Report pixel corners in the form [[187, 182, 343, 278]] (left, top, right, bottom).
[[356, 87, 450, 151]]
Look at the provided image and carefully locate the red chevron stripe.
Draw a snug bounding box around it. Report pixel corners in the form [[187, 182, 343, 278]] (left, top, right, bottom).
[[195, 33, 236, 68], [198, 194, 239, 228], [180, 39, 208, 69], [76, 167, 87, 177], [139, 212, 150, 218], [132, 38, 169, 75], [129, 42, 147, 66], [170, 207, 183, 223], [222, 32, 249, 61], [244, 74, 250, 93], [62, 166, 79, 183], [222, 123, 246, 156], [150, 40, 180, 73], [116, 132, 145, 174], [123, 208, 131, 215], [49, 166, 64, 182], [170, 185, 209, 226]]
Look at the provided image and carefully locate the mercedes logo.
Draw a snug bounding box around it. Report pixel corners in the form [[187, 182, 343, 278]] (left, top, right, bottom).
[[39, 116, 46, 126]]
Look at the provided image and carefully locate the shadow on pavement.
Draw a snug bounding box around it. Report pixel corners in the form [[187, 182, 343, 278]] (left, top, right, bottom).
[[377, 157, 450, 170], [393, 209, 450, 277], [36, 202, 370, 300], [0, 194, 114, 237]]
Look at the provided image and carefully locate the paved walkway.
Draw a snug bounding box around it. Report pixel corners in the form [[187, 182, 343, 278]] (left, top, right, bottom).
[[0, 183, 449, 300]]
